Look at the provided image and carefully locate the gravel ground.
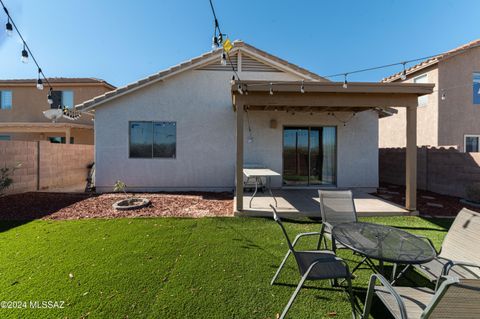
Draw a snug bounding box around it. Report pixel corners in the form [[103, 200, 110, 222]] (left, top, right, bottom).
[[373, 183, 480, 217], [0, 192, 234, 220]]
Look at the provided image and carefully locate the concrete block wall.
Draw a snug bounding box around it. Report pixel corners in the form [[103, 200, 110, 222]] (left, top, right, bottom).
[[0, 141, 94, 194], [379, 146, 480, 198]]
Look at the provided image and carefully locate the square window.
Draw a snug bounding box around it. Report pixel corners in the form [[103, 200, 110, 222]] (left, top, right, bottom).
[[129, 121, 176, 158], [473, 73, 480, 104], [50, 90, 74, 109], [0, 91, 12, 110], [465, 135, 480, 152]]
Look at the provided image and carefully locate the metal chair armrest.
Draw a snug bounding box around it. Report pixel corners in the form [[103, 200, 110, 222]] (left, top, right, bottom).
[[292, 232, 323, 247], [415, 234, 440, 255], [442, 260, 480, 276], [362, 274, 408, 319]]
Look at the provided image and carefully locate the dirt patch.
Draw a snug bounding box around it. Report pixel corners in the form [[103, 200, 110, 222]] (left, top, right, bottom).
[[372, 184, 480, 217], [0, 192, 234, 220]]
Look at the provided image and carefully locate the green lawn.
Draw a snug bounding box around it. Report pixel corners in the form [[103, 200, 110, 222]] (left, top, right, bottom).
[[0, 216, 451, 319]]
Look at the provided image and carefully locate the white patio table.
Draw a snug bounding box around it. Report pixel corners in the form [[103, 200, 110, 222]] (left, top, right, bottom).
[[243, 168, 281, 208]]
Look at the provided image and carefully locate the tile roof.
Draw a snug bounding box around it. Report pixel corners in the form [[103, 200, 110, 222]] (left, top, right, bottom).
[[76, 40, 326, 111], [382, 39, 480, 82]]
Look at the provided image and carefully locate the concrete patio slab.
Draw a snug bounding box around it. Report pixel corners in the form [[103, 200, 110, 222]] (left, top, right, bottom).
[[235, 189, 415, 218]]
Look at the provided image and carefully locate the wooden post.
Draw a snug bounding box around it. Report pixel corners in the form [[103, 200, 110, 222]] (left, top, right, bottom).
[[405, 105, 417, 211], [65, 127, 71, 144], [235, 100, 244, 212]]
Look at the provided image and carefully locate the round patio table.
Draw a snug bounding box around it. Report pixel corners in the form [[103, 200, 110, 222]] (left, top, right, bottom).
[[332, 222, 437, 282]]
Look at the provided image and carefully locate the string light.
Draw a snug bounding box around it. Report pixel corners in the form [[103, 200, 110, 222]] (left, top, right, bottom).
[[300, 80, 305, 93], [47, 88, 53, 105], [237, 84, 243, 95], [21, 43, 28, 63], [400, 62, 407, 80], [441, 90, 446, 101], [36, 68, 43, 90], [5, 17, 12, 36], [343, 74, 348, 89], [269, 83, 273, 95], [1, 0, 57, 109], [230, 75, 235, 85], [220, 51, 227, 66]]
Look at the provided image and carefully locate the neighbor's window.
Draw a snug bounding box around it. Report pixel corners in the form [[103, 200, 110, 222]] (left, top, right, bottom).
[[49, 136, 74, 144], [414, 74, 428, 107], [0, 135, 10, 141], [0, 90, 12, 110], [129, 121, 176, 158], [50, 90, 74, 109], [473, 73, 480, 104], [465, 135, 480, 152]]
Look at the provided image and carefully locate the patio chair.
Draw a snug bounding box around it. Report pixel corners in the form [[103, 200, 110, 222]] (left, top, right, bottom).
[[362, 273, 480, 319], [415, 208, 480, 282], [269, 205, 356, 319], [317, 189, 358, 250]]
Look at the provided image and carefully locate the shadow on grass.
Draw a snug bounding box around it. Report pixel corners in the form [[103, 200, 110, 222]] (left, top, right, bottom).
[[0, 192, 93, 232]]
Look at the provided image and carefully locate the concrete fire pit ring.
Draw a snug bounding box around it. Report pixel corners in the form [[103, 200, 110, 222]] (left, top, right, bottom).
[[113, 198, 151, 211]]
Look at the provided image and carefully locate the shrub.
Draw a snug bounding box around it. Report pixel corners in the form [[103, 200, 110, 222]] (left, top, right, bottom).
[[0, 163, 21, 196], [465, 183, 480, 203]]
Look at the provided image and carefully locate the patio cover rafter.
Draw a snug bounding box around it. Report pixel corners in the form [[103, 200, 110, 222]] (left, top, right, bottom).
[[232, 80, 435, 213]]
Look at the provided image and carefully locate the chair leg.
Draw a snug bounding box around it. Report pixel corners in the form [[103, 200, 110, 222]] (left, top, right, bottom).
[[271, 250, 291, 285], [279, 273, 308, 319], [317, 225, 326, 250], [346, 275, 357, 319], [362, 276, 376, 319]]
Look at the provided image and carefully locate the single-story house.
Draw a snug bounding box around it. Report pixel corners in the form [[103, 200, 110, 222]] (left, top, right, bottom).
[[77, 41, 433, 211]]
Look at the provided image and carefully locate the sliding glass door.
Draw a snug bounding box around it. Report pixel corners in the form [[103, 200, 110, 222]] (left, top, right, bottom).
[[283, 127, 336, 186]]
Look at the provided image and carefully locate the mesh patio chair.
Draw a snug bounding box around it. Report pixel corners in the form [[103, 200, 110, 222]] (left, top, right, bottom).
[[362, 272, 480, 319], [270, 205, 356, 319], [317, 189, 358, 250], [415, 208, 480, 282]]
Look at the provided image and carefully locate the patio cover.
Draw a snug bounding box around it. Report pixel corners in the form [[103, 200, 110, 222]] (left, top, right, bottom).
[[231, 81, 435, 212]]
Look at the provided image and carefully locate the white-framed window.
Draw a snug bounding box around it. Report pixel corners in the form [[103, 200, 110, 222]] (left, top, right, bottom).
[[0, 90, 12, 110], [414, 74, 428, 107], [473, 72, 480, 104], [50, 90, 74, 109], [465, 135, 480, 152], [129, 121, 176, 158]]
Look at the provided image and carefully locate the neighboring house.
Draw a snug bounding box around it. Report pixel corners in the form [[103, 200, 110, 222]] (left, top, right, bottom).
[[0, 78, 115, 145], [380, 39, 480, 152], [76, 40, 431, 208]]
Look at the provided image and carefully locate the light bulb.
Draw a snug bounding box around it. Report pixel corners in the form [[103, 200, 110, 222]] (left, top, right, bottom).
[[441, 91, 446, 101], [300, 81, 305, 93], [21, 45, 28, 63], [36, 78, 44, 90], [212, 36, 219, 49], [343, 74, 348, 89], [220, 52, 227, 66], [47, 89, 53, 105], [400, 71, 407, 81], [5, 20, 13, 36], [237, 84, 243, 95], [247, 136, 253, 143], [269, 83, 273, 95], [230, 75, 235, 85]]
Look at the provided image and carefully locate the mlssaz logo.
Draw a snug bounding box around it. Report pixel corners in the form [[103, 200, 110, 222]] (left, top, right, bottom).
[[29, 301, 65, 309]]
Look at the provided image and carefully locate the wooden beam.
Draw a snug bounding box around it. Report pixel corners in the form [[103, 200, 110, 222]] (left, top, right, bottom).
[[237, 92, 420, 108], [235, 99, 244, 212], [65, 127, 71, 144], [405, 105, 417, 211]]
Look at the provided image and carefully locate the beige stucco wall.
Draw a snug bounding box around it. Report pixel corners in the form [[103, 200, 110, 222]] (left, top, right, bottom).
[[0, 83, 110, 144], [437, 46, 480, 151], [94, 67, 379, 192], [379, 65, 439, 148]]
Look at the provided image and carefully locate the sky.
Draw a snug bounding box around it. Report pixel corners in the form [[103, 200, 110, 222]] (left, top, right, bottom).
[[0, 0, 479, 87]]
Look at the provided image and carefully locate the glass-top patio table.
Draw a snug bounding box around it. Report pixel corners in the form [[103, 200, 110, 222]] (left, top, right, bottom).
[[332, 222, 437, 283]]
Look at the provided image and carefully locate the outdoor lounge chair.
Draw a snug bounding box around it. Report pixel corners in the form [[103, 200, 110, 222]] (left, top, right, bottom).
[[270, 205, 356, 319], [362, 273, 480, 319], [317, 189, 358, 250], [415, 208, 480, 282]]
